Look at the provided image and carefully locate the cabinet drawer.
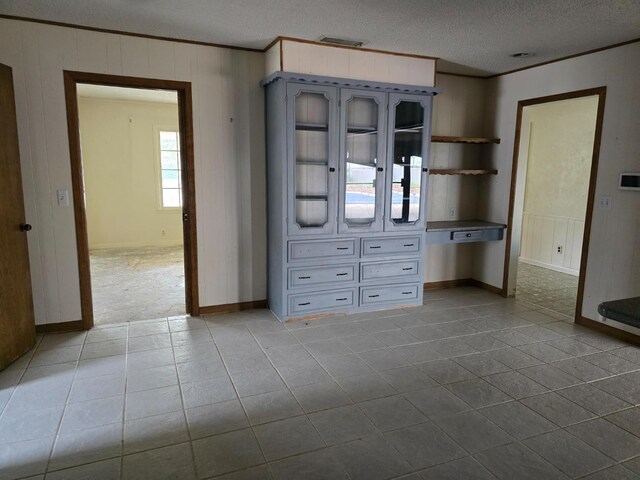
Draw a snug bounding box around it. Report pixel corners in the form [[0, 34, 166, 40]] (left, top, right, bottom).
[[451, 230, 483, 242], [361, 236, 421, 256], [289, 239, 357, 261], [288, 288, 356, 314], [289, 264, 357, 288], [360, 260, 421, 282], [360, 284, 420, 305]]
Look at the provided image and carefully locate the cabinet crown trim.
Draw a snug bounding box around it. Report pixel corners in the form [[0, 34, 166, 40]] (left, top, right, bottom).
[[261, 71, 441, 96]]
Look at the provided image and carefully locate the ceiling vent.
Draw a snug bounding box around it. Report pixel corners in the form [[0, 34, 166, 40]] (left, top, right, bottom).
[[318, 36, 364, 47]]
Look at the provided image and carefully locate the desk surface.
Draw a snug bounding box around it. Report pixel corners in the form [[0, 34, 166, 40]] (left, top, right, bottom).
[[426, 220, 507, 232]]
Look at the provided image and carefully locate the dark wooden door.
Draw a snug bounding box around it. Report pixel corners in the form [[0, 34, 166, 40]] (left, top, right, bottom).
[[0, 63, 36, 370]]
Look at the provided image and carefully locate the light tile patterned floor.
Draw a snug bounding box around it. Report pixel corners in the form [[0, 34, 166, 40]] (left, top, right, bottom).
[[1, 287, 640, 479], [516, 262, 579, 318], [90, 246, 186, 325]]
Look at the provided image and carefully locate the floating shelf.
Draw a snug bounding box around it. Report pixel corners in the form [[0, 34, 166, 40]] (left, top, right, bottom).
[[430, 169, 498, 176], [431, 135, 501, 144]]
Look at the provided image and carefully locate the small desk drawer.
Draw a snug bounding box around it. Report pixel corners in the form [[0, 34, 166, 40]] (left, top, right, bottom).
[[451, 230, 483, 242], [288, 288, 356, 314], [289, 239, 357, 261], [289, 264, 357, 288], [361, 236, 421, 256], [360, 260, 421, 282], [360, 284, 420, 305]]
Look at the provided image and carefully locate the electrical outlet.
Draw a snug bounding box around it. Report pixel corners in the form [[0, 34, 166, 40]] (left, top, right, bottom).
[[449, 208, 456, 218], [557, 245, 563, 254], [599, 196, 611, 209]]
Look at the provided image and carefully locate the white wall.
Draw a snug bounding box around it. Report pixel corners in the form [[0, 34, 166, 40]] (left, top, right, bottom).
[[517, 97, 597, 275], [0, 18, 267, 325], [79, 97, 183, 249], [522, 98, 597, 220], [478, 41, 640, 323]]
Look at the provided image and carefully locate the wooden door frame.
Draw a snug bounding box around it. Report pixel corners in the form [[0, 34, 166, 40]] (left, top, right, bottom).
[[63, 71, 199, 330], [502, 87, 606, 322]]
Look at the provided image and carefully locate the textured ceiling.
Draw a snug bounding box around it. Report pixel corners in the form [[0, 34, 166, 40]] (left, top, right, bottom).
[[1, 0, 639, 75], [77, 84, 178, 104]]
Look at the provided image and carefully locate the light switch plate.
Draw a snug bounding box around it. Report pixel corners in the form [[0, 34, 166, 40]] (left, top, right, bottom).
[[57, 189, 69, 207]]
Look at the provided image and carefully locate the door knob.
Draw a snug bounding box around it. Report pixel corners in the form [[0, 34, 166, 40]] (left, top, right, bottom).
[[20, 223, 32, 232]]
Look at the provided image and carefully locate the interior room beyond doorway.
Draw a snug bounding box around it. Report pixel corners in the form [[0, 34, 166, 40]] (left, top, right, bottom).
[[514, 95, 599, 318], [77, 84, 185, 325]]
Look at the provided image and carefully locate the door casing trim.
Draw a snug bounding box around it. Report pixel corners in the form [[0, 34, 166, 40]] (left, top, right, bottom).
[[63, 70, 199, 330], [502, 86, 607, 323]]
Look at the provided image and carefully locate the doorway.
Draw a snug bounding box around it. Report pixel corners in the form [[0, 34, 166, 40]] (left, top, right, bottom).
[[503, 87, 606, 321], [64, 72, 199, 328]]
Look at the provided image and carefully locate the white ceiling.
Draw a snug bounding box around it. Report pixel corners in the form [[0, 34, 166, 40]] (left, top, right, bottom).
[[77, 84, 178, 104], [1, 0, 639, 75]]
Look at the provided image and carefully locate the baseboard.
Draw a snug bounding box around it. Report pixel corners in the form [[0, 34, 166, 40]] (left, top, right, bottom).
[[468, 279, 505, 296], [576, 316, 640, 346], [89, 242, 184, 250], [518, 257, 579, 277], [35, 320, 85, 334], [424, 278, 505, 296], [424, 279, 474, 290], [199, 300, 268, 315]]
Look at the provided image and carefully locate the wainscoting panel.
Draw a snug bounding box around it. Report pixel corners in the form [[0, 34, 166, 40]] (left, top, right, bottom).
[[520, 212, 583, 275]]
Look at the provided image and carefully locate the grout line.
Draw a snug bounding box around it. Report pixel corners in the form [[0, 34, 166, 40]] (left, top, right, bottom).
[[2, 289, 639, 478]]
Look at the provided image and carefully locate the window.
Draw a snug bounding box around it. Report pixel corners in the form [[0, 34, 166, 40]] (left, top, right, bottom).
[[159, 130, 182, 208]]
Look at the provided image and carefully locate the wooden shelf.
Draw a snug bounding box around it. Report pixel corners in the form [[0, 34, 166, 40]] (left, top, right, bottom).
[[430, 169, 498, 176], [431, 135, 500, 144]]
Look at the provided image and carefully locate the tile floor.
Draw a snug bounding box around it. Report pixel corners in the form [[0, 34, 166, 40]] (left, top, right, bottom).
[[516, 262, 579, 317], [1, 287, 640, 479], [90, 245, 186, 325]]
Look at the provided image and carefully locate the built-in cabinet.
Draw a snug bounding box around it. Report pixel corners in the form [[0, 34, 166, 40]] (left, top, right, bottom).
[[263, 72, 439, 321]]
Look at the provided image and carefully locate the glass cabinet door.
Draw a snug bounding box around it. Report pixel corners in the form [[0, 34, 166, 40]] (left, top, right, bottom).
[[287, 83, 338, 235], [338, 89, 387, 232], [384, 93, 432, 231]]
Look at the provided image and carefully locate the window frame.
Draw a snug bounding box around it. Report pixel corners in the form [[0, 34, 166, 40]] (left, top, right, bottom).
[[154, 125, 183, 212]]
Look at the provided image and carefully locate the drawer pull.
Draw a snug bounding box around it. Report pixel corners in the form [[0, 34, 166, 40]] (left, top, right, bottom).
[[402, 291, 412, 295], [403, 243, 415, 247], [368, 294, 380, 298], [336, 297, 348, 301], [369, 246, 381, 249], [402, 267, 413, 271], [298, 302, 311, 306], [466, 233, 472, 238], [336, 247, 349, 250], [336, 273, 348, 276], [298, 276, 311, 279]]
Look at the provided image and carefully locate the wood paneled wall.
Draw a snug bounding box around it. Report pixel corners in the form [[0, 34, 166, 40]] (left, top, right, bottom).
[[425, 73, 490, 282], [0, 18, 267, 325], [520, 213, 584, 275], [267, 39, 436, 87], [481, 42, 640, 321]]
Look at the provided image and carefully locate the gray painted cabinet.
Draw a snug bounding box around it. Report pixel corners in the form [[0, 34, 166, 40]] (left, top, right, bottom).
[[262, 72, 439, 321]]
